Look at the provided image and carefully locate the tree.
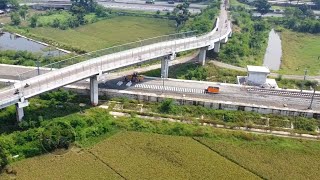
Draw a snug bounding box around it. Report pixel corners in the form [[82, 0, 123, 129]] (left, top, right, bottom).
[[0, 146, 8, 171], [10, 12, 21, 25], [95, 4, 108, 17], [52, 18, 60, 28], [71, 0, 96, 12], [19, 8, 27, 20], [314, 0, 320, 9], [173, 1, 191, 27], [70, 4, 86, 25], [0, 0, 8, 9], [254, 0, 271, 15], [8, 0, 19, 9], [159, 99, 177, 114], [30, 15, 38, 28]]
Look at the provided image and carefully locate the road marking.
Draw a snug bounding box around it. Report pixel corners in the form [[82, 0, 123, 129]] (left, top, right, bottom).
[[126, 81, 132, 87], [246, 87, 320, 99], [134, 84, 205, 94], [117, 81, 123, 86]]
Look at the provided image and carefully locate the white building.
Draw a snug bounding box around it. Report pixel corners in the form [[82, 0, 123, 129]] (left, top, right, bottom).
[[237, 65, 278, 88], [246, 65, 270, 85]]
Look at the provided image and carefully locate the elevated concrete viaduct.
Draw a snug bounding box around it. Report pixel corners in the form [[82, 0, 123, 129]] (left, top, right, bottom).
[[0, 3, 232, 121]]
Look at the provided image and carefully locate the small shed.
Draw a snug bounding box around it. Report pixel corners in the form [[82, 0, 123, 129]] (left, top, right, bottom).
[[246, 65, 270, 85]]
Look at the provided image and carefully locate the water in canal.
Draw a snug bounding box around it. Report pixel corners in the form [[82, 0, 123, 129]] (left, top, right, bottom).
[[0, 32, 66, 56], [263, 29, 282, 71]]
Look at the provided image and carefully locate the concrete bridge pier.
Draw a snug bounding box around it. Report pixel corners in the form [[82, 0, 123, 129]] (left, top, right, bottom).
[[221, 36, 228, 44], [90, 75, 98, 106], [16, 97, 29, 121], [214, 41, 221, 53], [161, 53, 175, 78], [199, 47, 208, 66]]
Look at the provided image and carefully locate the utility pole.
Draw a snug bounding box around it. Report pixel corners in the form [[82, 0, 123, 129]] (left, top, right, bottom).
[[161, 75, 164, 93], [308, 82, 318, 109], [36, 60, 40, 75], [308, 86, 316, 110], [304, 68, 308, 80]]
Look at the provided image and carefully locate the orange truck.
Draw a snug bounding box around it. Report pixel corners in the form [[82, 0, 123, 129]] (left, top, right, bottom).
[[205, 86, 220, 94]]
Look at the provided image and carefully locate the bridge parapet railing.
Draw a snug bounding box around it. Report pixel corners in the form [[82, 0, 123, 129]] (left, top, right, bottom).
[[10, 31, 197, 83]]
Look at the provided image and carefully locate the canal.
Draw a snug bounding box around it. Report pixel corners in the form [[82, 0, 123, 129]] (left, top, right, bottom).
[[263, 29, 282, 71], [0, 32, 66, 57]]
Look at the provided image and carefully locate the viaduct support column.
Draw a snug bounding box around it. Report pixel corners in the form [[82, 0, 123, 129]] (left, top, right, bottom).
[[199, 47, 208, 66], [161, 57, 169, 78], [161, 53, 175, 78], [214, 41, 221, 53], [16, 97, 29, 122], [16, 104, 24, 122], [90, 75, 98, 106]]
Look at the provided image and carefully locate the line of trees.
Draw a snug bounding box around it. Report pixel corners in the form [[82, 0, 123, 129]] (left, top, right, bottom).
[[218, 7, 270, 66], [270, 5, 320, 33], [0, 50, 67, 66], [27, 1, 111, 29], [180, 0, 220, 34], [0, 0, 19, 10]]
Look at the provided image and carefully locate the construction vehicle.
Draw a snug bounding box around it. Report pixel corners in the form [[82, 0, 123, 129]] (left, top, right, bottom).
[[124, 72, 144, 82], [205, 86, 220, 94], [146, 0, 155, 4]]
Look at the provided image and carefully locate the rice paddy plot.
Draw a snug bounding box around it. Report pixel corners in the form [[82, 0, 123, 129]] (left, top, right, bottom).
[[195, 136, 320, 180], [90, 131, 259, 180], [0, 150, 122, 180]]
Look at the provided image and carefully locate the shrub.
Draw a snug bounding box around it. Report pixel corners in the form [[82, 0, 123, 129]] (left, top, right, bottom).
[[159, 99, 178, 114]]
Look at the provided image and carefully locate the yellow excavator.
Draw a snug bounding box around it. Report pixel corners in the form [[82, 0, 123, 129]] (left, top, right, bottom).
[[124, 72, 144, 82]]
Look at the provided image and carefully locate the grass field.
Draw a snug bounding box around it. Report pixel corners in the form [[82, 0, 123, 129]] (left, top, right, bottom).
[[91, 131, 259, 180], [196, 136, 320, 180], [1, 131, 259, 179], [279, 30, 320, 75], [29, 16, 176, 51], [0, 150, 122, 180], [229, 0, 253, 8], [1, 128, 320, 179]]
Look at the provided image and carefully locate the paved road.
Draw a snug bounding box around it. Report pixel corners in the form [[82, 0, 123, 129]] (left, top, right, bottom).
[[21, 0, 204, 13], [98, 1, 203, 14], [2, 54, 320, 111], [76, 76, 320, 111]]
